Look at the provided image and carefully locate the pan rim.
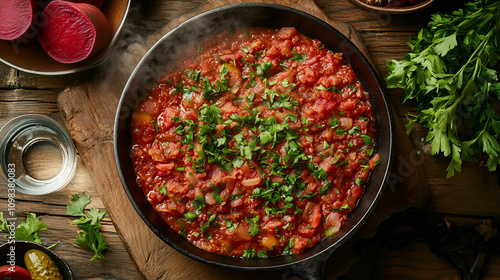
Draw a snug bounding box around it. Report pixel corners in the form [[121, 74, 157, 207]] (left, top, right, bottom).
[[114, 2, 395, 273]]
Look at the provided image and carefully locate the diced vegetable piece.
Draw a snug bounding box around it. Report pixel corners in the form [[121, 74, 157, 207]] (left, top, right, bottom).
[[186, 171, 199, 186], [132, 112, 153, 125], [324, 221, 340, 237], [241, 178, 261, 187], [236, 223, 252, 241], [0, 0, 37, 40], [205, 192, 216, 205], [308, 204, 321, 228], [339, 117, 353, 129], [38, 1, 110, 64], [261, 234, 279, 250]]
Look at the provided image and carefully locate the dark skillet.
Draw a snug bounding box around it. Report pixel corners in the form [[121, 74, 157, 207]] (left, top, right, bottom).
[[114, 3, 394, 279]]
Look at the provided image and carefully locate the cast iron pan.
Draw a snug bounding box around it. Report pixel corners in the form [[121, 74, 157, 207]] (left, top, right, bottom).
[[114, 3, 394, 279]]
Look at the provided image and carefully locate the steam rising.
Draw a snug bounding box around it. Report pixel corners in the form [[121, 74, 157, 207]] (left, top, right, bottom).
[[112, 4, 367, 123], [112, 5, 286, 120]]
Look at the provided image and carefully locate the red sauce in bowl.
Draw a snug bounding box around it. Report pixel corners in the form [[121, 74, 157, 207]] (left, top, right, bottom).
[[365, 0, 424, 7], [130, 27, 379, 258]]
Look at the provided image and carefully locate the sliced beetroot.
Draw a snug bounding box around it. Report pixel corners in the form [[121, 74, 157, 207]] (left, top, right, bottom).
[[64, 0, 104, 9], [0, 0, 38, 40], [38, 1, 110, 64]]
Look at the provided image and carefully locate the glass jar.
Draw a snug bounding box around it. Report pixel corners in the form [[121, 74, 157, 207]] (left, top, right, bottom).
[[0, 114, 77, 195]]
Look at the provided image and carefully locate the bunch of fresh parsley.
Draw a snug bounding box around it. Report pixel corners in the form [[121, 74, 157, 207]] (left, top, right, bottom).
[[386, 0, 500, 178], [67, 194, 108, 261], [0, 212, 47, 244]]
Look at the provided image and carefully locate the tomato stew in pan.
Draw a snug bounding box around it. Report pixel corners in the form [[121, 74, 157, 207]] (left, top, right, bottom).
[[130, 27, 379, 258]]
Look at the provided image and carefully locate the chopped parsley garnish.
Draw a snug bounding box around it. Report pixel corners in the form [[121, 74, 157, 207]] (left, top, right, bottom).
[[185, 69, 202, 81], [290, 53, 307, 62], [257, 251, 268, 258], [202, 67, 230, 100], [301, 117, 310, 131], [355, 178, 363, 186], [247, 92, 255, 106], [287, 114, 298, 123], [210, 183, 224, 205], [131, 27, 381, 259], [180, 226, 187, 236], [332, 205, 352, 212], [319, 181, 332, 195], [201, 213, 216, 235], [243, 248, 256, 258], [336, 128, 346, 135], [256, 61, 273, 77], [184, 211, 197, 221], [159, 186, 167, 196], [193, 195, 206, 211], [246, 215, 260, 237], [284, 237, 295, 254], [151, 119, 158, 131], [281, 79, 296, 90], [316, 85, 337, 92]]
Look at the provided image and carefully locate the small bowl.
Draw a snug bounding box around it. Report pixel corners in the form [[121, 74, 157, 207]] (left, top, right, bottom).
[[0, 241, 74, 279], [348, 0, 435, 14], [0, 0, 130, 75]]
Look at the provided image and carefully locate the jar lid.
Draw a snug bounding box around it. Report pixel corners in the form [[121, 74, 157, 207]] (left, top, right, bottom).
[[0, 114, 77, 195]]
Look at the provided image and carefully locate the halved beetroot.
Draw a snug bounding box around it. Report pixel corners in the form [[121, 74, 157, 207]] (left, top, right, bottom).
[[65, 0, 104, 9], [38, 1, 110, 64], [0, 0, 38, 40]]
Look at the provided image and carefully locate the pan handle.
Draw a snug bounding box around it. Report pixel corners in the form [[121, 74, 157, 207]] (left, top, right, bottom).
[[285, 251, 330, 280]]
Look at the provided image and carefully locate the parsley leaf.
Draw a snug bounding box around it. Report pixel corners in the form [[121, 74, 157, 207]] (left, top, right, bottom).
[[211, 183, 224, 205], [0, 212, 48, 245], [284, 237, 295, 254], [66, 194, 91, 217], [256, 61, 273, 76], [75, 226, 107, 261], [184, 211, 197, 221], [243, 248, 256, 258], [193, 195, 206, 211], [246, 215, 260, 237], [159, 186, 167, 196], [67, 194, 108, 261], [15, 213, 47, 244], [331, 204, 352, 212], [290, 53, 307, 62], [0, 212, 9, 232]]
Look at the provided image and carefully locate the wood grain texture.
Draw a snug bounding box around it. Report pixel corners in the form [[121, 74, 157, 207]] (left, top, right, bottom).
[[0, 0, 495, 279], [0, 154, 142, 279], [57, 0, 429, 279], [0, 78, 143, 279]]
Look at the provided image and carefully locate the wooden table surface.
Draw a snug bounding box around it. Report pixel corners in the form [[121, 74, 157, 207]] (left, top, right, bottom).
[[0, 0, 499, 279]]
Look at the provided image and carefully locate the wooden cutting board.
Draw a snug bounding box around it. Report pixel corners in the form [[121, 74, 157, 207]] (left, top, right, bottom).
[[58, 0, 429, 279]]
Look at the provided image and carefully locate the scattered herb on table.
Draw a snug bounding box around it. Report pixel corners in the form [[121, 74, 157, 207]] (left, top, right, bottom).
[[386, 0, 500, 178], [0, 212, 47, 244], [0, 212, 8, 233], [67, 194, 108, 261]]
